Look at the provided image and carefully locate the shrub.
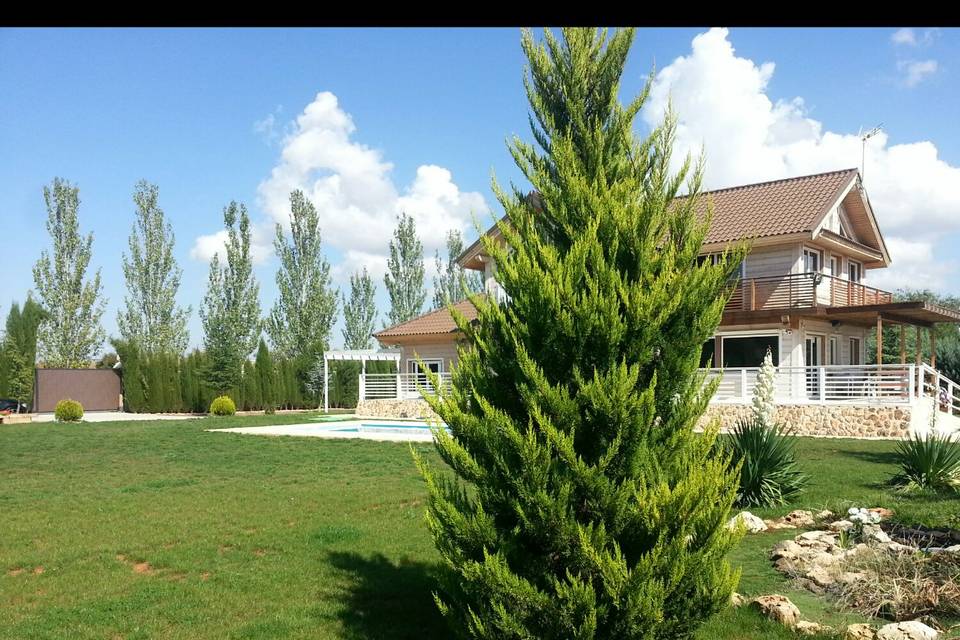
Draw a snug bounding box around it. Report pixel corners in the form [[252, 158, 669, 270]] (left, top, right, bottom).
[[54, 399, 84, 422], [892, 432, 960, 494], [727, 417, 807, 507], [835, 545, 960, 622], [209, 395, 236, 416]]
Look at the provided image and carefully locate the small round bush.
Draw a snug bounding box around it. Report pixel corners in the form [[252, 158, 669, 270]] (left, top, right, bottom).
[[54, 399, 84, 422], [209, 395, 236, 416]]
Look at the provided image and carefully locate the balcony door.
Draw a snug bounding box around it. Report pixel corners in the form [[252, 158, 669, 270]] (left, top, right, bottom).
[[805, 334, 823, 398], [803, 248, 821, 274]]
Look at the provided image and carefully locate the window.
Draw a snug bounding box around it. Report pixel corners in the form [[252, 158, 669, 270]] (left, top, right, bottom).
[[830, 256, 841, 277], [407, 359, 443, 375], [697, 252, 745, 282], [803, 247, 821, 273], [837, 205, 852, 239], [849, 338, 862, 365], [829, 336, 839, 365], [721, 335, 779, 368], [848, 260, 862, 283]]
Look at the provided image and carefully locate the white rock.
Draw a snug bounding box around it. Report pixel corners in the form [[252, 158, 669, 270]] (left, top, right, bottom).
[[862, 524, 891, 544], [796, 620, 830, 635], [727, 511, 767, 533], [782, 509, 816, 527], [876, 620, 939, 640], [814, 509, 834, 521], [750, 594, 801, 627], [829, 519, 855, 532]]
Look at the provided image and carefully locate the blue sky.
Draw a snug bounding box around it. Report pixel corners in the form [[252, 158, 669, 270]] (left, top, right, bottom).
[[3, 27, 959, 353]]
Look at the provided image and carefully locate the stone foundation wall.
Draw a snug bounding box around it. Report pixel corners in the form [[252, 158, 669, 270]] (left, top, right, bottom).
[[356, 398, 439, 421], [358, 398, 915, 439], [698, 404, 911, 439]]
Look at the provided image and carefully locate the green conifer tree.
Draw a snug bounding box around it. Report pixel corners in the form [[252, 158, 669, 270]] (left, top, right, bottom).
[[415, 28, 745, 639], [384, 212, 426, 326], [255, 338, 275, 412]]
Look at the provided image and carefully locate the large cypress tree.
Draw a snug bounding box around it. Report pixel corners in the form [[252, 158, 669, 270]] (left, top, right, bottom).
[[415, 28, 745, 639], [0, 297, 45, 407], [32, 178, 107, 367], [432, 229, 484, 309], [118, 180, 191, 354], [342, 267, 378, 349], [199, 202, 261, 394], [266, 190, 338, 361], [384, 212, 426, 326]]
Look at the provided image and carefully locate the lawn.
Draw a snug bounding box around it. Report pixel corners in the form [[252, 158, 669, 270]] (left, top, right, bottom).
[[1, 415, 957, 639]]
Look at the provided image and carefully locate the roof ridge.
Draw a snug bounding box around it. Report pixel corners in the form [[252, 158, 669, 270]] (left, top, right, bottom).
[[696, 168, 858, 197]]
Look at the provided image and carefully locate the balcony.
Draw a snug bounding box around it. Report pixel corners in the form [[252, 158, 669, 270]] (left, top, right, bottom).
[[725, 272, 894, 313]]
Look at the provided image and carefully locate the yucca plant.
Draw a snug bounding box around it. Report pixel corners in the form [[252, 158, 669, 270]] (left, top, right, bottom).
[[727, 417, 808, 508], [891, 432, 960, 494]]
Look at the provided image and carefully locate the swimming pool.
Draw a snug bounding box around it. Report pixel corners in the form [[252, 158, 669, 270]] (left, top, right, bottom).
[[209, 419, 446, 441]]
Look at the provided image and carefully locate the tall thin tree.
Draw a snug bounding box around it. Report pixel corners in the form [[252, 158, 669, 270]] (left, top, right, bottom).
[[32, 177, 107, 367], [384, 212, 425, 326], [432, 229, 484, 309], [266, 190, 338, 361], [118, 180, 191, 354], [199, 202, 261, 393], [415, 28, 745, 638], [342, 268, 378, 349]]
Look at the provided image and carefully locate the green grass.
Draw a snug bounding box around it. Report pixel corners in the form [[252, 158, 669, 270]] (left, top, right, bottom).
[[1, 417, 957, 638]]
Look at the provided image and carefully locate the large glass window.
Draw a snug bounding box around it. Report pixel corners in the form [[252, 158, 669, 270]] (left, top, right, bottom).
[[803, 248, 821, 273], [721, 335, 779, 368]]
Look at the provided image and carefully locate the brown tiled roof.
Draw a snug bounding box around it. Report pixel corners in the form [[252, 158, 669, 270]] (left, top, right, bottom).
[[374, 299, 478, 339], [692, 168, 858, 244], [458, 169, 859, 264]]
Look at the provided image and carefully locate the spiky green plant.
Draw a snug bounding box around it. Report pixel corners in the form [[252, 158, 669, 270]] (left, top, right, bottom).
[[892, 432, 960, 494], [414, 28, 745, 639], [727, 417, 807, 508]]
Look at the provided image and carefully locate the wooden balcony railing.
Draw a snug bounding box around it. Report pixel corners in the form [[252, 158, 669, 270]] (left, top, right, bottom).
[[725, 272, 894, 313]]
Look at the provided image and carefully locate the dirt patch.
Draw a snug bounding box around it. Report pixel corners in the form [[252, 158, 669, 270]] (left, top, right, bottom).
[[132, 562, 153, 575], [7, 567, 24, 577], [253, 549, 267, 557], [32, 566, 44, 575], [200, 572, 211, 581], [218, 545, 234, 555]]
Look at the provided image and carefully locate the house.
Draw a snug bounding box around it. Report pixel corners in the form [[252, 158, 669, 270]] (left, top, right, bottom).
[[356, 169, 960, 436]]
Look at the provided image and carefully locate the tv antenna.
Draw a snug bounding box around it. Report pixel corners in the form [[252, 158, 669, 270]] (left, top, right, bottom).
[[859, 123, 883, 182]]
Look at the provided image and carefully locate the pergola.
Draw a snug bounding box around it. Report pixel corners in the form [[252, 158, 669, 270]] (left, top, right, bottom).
[[321, 349, 401, 412]]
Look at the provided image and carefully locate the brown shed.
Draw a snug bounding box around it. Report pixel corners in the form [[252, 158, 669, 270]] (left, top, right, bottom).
[[33, 368, 122, 413]]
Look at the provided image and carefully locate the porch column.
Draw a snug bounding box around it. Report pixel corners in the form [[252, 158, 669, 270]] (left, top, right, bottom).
[[916, 326, 922, 367], [931, 329, 937, 368], [900, 325, 906, 365], [876, 315, 883, 369]]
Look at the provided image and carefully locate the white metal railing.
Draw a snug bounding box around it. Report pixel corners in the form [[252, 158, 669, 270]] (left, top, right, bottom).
[[358, 365, 960, 410], [704, 364, 921, 405], [919, 364, 960, 415], [360, 372, 453, 401]]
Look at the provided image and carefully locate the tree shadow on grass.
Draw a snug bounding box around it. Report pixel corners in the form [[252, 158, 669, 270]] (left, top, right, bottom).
[[833, 448, 901, 467], [328, 552, 450, 640]]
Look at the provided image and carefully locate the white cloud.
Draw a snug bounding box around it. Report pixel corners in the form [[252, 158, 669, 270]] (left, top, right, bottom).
[[891, 27, 940, 47], [897, 59, 939, 87], [642, 27, 960, 292], [189, 223, 273, 265], [250, 91, 488, 282], [869, 237, 957, 292], [891, 28, 917, 46], [192, 91, 489, 295]]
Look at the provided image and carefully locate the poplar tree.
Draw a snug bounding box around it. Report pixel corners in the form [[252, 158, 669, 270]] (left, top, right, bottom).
[[384, 212, 426, 326], [415, 28, 746, 639], [266, 190, 338, 360], [255, 338, 275, 411], [433, 229, 484, 309], [118, 180, 191, 354], [342, 268, 378, 349], [200, 202, 261, 394], [32, 178, 107, 367]]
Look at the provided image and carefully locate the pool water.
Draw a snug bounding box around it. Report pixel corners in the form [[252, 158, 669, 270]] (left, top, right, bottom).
[[331, 422, 448, 434]]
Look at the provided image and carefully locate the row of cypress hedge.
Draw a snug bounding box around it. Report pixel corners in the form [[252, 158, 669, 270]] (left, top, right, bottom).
[[113, 339, 318, 413]]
